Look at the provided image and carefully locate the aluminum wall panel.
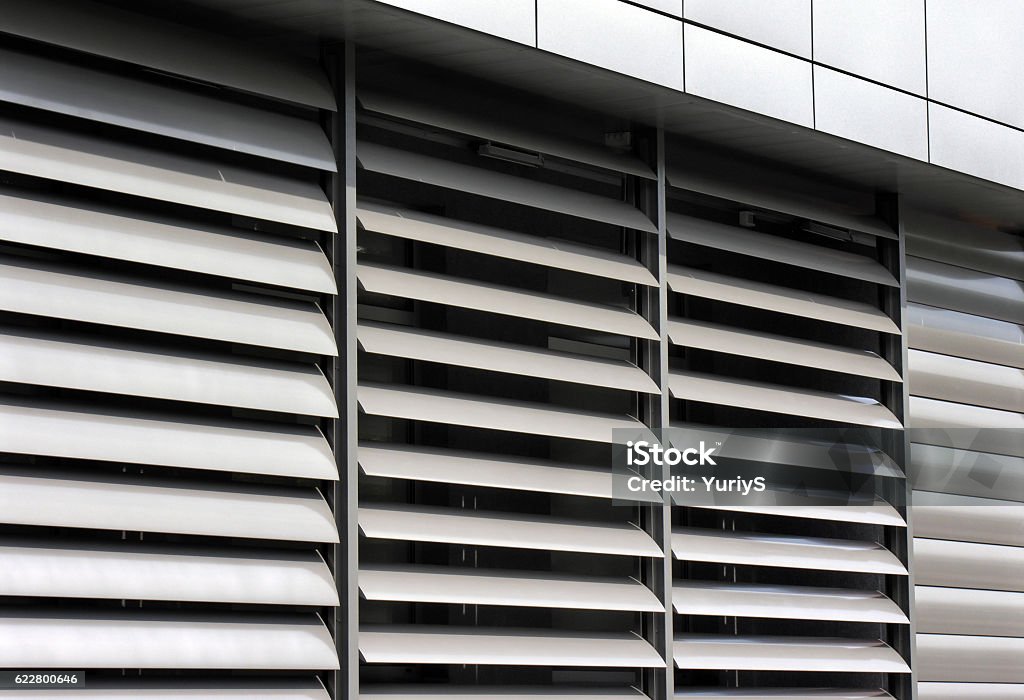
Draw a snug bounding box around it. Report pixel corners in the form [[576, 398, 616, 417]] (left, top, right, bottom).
[[927, 0, 1024, 128], [929, 102, 1024, 192], [685, 0, 811, 58], [537, 0, 683, 89], [683, 24, 814, 127], [813, 67, 928, 161], [373, 0, 535, 44], [813, 0, 926, 94]]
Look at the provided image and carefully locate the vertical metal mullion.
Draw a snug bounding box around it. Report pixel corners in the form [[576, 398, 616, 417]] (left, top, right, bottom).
[[653, 126, 675, 700], [323, 40, 359, 700], [879, 191, 916, 700], [637, 125, 673, 700]]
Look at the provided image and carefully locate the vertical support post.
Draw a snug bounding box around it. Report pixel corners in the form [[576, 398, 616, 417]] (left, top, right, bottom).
[[653, 127, 675, 699], [878, 191, 917, 700], [322, 41, 360, 700], [636, 126, 674, 700]]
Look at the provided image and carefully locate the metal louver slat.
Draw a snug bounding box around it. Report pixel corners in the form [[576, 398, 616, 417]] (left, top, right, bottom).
[[0, 115, 337, 231], [668, 318, 902, 381], [908, 349, 1024, 413], [0, 190, 336, 293], [672, 581, 907, 623], [667, 424, 904, 478], [673, 690, 894, 699], [913, 538, 1024, 591], [359, 626, 665, 667], [666, 266, 900, 334], [0, 679, 331, 699], [915, 586, 1024, 636], [357, 90, 654, 178], [357, 203, 657, 285], [0, 400, 337, 479], [356, 141, 657, 232], [0, 471, 339, 542], [666, 213, 898, 286], [665, 167, 896, 239], [691, 500, 905, 527], [671, 527, 907, 575], [0, 539, 338, 606], [0, 258, 337, 355], [359, 688, 645, 700], [0, 48, 335, 170], [0, 0, 335, 109], [0, 612, 339, 669], [667, 370, 903, 428], [359, 443, 633, 499], [358, 322, 659, 394], [358, 383, 648, 444], [917, 634, 1024, 682], [0, 328, 337, 417], [906, 303, 1024, 369], [672, 635, 910, 672], [359, 505, 663, 557], [358, 263, 658, 339], [359, 565, 663, 612]]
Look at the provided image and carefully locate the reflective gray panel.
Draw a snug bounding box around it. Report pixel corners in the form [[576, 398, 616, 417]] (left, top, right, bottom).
[[912, 497, 1024, 548], [685, 0, 811, 58], [917, 634, 1024, 682], [536, 0, 683, 90], [908, 349, 1024, 413], [683, 25, 813, 127], [913, 537, 1024, 592], [909, 443, 1024, 503], [906, 303, 1024, 369], [904, 208, 1024, 282], [915, 586, 1024, 636], [813, 67, 928, 160], [906, 256, 1024, 325], [813, 0, 926, 94], [918, 683, 1024, 700]]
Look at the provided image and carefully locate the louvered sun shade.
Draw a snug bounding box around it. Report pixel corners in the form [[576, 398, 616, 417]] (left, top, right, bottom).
[[903, 210, 1024, 699], [0, 14, 338, 694], [355, 89, 664, 693], [664, 165, 909, 696]]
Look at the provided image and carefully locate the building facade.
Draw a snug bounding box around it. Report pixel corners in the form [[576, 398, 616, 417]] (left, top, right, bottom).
[[0, 1, 1021, 699]]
